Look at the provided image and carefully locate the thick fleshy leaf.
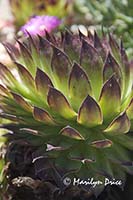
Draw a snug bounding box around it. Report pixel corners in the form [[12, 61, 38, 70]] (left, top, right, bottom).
[[80, 39, 103, 99], [15, 62, 35, 88], [11, 92, 32, 112], [0, 63, 16, 87], [35, 68, 53, 102], [94, 31, 106, 60], [126, 98, 133, 120], [60, 126, 84, 140], [109, 34, 120, 62], [99, 75, 121, 119], [47, 87, 77, 119], [103, 53, 122, 84], [104, 112, 130, 135], [3, 42, 20, 61], [51, 46, 71, 93], [0, 84, 10, 97], [90, 139, 113, 148], [20, 128, 41, 136], [63, 30, 81, 62], [120, 41, 131, 100], [69, 62, 92, 111], [17, 40, 35, 74], [78, 95, 103, 127], [38, 36, 52, 75], [33, 107, 55, 125], [46, 144, 64, 151]]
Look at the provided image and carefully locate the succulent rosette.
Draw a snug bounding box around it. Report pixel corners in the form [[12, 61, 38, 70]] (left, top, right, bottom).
[[0, 30, 133, 193]]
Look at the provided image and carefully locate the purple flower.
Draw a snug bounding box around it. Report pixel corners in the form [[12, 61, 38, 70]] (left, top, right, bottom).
[[20, 15, 61, 36]]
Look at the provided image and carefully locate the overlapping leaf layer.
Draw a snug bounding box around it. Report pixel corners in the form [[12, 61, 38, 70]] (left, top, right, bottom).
[[0, 30, 133, 186]]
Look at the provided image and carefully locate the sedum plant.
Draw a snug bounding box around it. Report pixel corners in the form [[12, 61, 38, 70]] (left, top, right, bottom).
[[0, 30, 133, 196]]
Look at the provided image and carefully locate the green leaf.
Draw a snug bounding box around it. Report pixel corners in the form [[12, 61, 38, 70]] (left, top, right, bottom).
[[0, 63, 16, 88], [78, 95, 103, 127], [33, 107, 56, 125], [94, 31, 106, 60], [11, 92, 33, 112], [109, 34, 120, 62], [38, 36, 52, 76], [126, 98, 133, 120], [99, 75, 121, 120], [51, 45, 71, 94], [15, 62, 35, 88], [0, 84, 10, 97], [80, 39, 103, 100], [63, 30, 81, 62], [69, 62, 92, 111], [60, 126, 85, 140], [17, 40, 35, 74], [104, 112, 130, 135], [103, 52, 122, 85], [35, 68, 53, 103], [120, 41, 131, 100], [47, 87, 77, 119], [90, 139, 113, 148]]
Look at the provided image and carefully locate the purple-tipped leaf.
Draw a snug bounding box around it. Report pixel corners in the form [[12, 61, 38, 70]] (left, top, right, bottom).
[[51, 46, 71, 93], [47, 87, 77, 119], [94, 31, 106, 60], [60, 126, 85, 140], [103, 53, 122, 84], [80, 39, 103, 99], [99, 75, 121, 119], [15, 62, 35, 88], [17, 40, 34, 72], [11, 92, 33, 112], [33, 107, 56, 125], [78, 95, 103, 127], [3, 42, 20, 62], [35, 68, 53, 101], [69, 62, 92, 110], [63, 30, 81, 62], [109, 34, 120, 62], [90, 139, 113, 148], [120, 41, 131, 99], [104, 112, 130, 135], [0, 84, 10, 97], [0, 63, 16, 87]]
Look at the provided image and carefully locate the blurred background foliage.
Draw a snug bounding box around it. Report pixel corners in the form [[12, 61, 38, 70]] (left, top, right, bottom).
[[74, 0, 133, 57]]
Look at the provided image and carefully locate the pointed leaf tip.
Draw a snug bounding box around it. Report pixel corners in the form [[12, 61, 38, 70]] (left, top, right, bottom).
[[33, 107, 55, 125], [15, 62, 34, 88], [78, 95, 103, 127], [104, 112, 130, 135], [90, 139, 113, 148], [47, 87, 76, 119], [103, 53, 121, 83], [126, 98, 133, 120], [60, 126, 85, 140], [69, 62, 92, 110], [35, 68, 53, 99], [80, 39, 103, 99], [11, 92, 32, 112], [51, 46, 71, 92], [99, 75, 121, 119]]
